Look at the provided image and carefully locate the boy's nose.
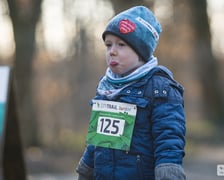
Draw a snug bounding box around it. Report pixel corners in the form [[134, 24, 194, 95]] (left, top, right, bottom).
[[109, 45, 117, 56]]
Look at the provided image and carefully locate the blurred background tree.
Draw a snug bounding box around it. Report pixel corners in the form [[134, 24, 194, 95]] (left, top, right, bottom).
[[188, 0, 224, 123], [7, 0, 42, 146], [0, 0, 224, 177]]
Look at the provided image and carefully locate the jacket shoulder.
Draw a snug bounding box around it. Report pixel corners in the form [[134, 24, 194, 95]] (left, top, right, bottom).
[[144, 66, 184, 104]]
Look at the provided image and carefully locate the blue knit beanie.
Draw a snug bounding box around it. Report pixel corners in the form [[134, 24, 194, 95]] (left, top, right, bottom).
[[102, 6, 162, 62]]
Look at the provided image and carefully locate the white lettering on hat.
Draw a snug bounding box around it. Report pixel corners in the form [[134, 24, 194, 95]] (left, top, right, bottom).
[[135, 17, 159, 41]]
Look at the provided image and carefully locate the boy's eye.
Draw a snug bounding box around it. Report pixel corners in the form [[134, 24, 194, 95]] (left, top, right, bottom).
[[118, 43, 125, 46], [118, 42, 126, 46], [104, 41, 126, 48], [105, 42, 112, 47]]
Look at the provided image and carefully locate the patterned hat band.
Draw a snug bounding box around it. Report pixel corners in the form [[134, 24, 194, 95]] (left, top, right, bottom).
[[135, 17, 159, 41]]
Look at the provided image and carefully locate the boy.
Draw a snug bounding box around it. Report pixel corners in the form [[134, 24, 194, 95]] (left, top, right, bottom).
[[76, 6, 186, 180]]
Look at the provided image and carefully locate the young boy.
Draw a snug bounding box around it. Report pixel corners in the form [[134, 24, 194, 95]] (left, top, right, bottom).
[[76, 6, 186, 180]]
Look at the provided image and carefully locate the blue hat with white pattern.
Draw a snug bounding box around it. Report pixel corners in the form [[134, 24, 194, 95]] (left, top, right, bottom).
[[102, 6, 162, 61]]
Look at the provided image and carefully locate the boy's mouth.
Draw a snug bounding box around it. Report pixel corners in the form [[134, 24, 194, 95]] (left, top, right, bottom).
[[110, 61, 118, 66]]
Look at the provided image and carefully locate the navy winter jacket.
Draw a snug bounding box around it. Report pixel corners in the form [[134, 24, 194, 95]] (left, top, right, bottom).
[[80, 66, 186, 180]]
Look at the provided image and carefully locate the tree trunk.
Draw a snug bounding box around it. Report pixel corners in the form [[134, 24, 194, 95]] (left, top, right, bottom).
[[188, 0, 224, 125], [7, 0, 42, 146], [109, 0, 154, 14]]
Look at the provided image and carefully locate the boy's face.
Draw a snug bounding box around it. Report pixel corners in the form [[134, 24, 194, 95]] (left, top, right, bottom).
[[104, 34, 144, 76]]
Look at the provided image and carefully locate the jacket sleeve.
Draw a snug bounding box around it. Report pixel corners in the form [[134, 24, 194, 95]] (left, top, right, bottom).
[[151, 75, 186, 167], [76, 144, 95, 179]]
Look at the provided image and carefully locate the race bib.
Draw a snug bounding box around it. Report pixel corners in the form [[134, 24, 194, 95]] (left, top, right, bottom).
[[86, 100, 137, 151]]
